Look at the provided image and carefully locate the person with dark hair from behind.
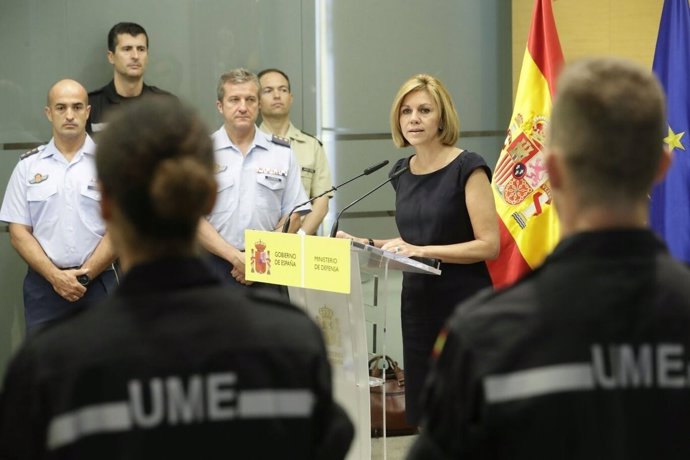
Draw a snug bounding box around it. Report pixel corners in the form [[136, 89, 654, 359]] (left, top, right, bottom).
[[407, 57, 690, 459], [87, 22, 173, 134], [0, 97, 353, 459]]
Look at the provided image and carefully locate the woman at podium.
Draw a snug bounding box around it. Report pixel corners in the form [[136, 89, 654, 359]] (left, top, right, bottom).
[[339, 74, 499, 426]]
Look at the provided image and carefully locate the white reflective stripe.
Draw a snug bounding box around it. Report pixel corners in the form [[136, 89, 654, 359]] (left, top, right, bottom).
[[238, 389, 314, 418], [484, 363, 594, 404], [91, 122, 107, 133], [45, 389, 315, 451], [47, 402, 131, 450]]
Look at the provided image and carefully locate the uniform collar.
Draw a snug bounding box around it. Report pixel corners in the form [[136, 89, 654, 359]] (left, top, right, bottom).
[[82, 134, 97, 155], [104, 79, 150, 103], [285, 122, 305, 143], [104, 80, 120, 102], [213, 125, 269, 153], [40, 134, 96, 159]]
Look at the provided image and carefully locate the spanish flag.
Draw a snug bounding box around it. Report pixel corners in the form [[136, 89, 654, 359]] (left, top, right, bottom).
[[487, 0, 564, 288]]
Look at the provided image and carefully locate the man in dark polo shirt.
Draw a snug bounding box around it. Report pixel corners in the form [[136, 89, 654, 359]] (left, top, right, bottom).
[[87, 22, 173, 134]]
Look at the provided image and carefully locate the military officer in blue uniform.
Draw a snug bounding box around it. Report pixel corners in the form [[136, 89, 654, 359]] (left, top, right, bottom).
[[198, 68, 309, 287], [0, 79, 117, 330]]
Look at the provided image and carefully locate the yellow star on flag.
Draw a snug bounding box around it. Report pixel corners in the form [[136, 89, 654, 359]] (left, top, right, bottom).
[[664, 125, 686, 152]]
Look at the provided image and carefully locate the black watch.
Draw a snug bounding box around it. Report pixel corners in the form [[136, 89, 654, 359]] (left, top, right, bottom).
[[77, 274, 91, 286]]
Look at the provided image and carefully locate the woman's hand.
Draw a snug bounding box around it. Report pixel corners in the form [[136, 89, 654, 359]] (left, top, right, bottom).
[[381, 238, 422, 258], [335, 230, 367, 245]]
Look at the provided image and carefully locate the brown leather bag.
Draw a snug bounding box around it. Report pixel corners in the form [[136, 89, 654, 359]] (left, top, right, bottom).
[[369, 355, 417, 437]]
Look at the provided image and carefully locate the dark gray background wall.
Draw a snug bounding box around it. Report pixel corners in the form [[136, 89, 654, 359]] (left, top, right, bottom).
[[320, 1, 511, 237], [0, 0, 511, 379]]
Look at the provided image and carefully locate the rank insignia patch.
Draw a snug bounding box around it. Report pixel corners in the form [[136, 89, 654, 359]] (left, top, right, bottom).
[[29, 173, 49, 184]]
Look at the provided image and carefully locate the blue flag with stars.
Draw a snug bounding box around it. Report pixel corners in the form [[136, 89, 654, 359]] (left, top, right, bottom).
[[650, 0, 690, 264]]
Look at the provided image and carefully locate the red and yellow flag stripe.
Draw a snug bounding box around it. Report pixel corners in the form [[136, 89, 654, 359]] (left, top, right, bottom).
[[487, 0, 564, 289]]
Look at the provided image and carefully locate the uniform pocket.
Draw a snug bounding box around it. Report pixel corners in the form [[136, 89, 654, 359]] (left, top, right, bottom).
[[27, 182, 58, 202], [79, 183, 105, 234], [210, 174, 237, 216], [216, 173, 234, 193], [80, 183, 101, 202], [255, 173, 286, 210], [27, 182, 58, 225], [300, 168, 314, 194]]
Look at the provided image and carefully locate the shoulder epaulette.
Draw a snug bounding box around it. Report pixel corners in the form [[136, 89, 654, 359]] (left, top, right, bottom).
[[20, 145, 45, 160], [300, 130, 323, 146], [270, 134, 291, 148]]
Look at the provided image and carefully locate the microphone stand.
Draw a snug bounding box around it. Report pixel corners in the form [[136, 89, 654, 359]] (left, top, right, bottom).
[[281, 160, 390, 233], [329, 166, 409, 238]]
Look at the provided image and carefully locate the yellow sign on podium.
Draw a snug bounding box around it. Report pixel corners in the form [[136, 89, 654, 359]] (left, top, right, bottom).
[[244, 230, 350, 293], [303, 234, 350, 293], [244, 230, 302, 287]]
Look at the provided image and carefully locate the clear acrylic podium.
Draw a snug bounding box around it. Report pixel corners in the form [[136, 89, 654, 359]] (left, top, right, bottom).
[[289, 241, 440, 460]]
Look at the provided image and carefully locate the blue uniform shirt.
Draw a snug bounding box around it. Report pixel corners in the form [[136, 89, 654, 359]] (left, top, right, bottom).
[[0, 136, 105, 268], [208, 126, 309, 250]]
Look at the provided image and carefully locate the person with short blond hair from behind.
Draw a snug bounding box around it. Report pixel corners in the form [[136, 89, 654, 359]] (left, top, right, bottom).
[[408, 57, 690, 459]]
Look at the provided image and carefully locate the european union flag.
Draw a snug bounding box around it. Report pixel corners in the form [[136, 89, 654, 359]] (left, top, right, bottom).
[[650, 0, 690, 264]]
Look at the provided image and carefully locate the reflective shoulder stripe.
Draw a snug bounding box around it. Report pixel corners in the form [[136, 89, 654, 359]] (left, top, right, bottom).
[[91, 122, 107, 133], [238, 389, 314, 418], [483, 363, 594, 404], [47, 402, 131, 450], [46, 389, 315, 450]]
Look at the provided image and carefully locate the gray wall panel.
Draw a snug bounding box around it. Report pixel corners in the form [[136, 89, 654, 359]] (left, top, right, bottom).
[[0, 150, 26, 379], [0, 0, 309, 144], [324, 136, 400, 213], [320, 0, 511, 220], [320, 0, 511, 133]]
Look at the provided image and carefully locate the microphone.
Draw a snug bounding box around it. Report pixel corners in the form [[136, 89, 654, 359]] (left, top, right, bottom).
[[281, 159, 390, 233], [363, 160, 389, 175], [329, 165, 409, 238]]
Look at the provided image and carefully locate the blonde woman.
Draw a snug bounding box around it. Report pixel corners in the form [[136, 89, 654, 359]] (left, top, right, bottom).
[[340, 74, 499, 426]]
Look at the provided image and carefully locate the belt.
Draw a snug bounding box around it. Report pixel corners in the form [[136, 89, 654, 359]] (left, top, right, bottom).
[[59, 264, 115, 272]]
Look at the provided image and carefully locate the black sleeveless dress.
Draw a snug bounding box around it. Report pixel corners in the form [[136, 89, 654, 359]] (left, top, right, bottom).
[[390, 151, 493, 424]]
